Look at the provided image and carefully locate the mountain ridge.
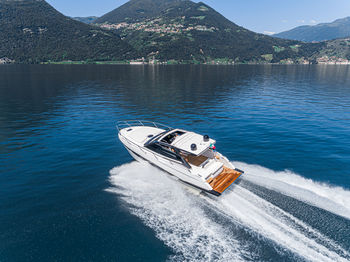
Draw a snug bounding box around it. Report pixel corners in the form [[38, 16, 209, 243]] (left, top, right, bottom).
[[94, 0, 324, 63], [274, 17, 350, 42], [0, 0, 137, 63], [1, 0, 349, 64], [73, 16, 98, 24], [96, 0, 187, 24]]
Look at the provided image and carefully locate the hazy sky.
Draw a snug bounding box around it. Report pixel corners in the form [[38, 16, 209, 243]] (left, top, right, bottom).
[[46, 0, 350, 34]]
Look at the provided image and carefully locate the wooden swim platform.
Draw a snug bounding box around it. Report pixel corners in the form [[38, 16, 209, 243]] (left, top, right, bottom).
[[207, 166, 242, 194]]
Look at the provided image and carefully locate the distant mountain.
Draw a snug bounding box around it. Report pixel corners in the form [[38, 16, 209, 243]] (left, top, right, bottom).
[[95, 0, 323, 63], [274, 17, 350, 42], [72, 16, 98, 24], [0, 0, 136, 63]]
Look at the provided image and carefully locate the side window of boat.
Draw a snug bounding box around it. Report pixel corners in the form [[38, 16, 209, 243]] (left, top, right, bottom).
[[147, 144, 181, 162], [146, 143, 161, 153]]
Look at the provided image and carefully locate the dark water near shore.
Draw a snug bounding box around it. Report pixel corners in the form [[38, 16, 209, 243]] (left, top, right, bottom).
[[1, 64, 350, 261]]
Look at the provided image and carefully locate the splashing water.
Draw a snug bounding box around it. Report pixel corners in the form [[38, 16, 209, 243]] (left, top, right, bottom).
[[108, 161, 350, 262], [234, 162, 350, 220], [108, 162, 246, 261]]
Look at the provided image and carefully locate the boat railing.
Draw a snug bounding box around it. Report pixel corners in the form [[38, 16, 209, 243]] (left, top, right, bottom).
[[116, 120, 173, 132]]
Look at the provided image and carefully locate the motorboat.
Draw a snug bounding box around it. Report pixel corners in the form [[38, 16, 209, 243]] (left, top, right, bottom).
[[117, 120, 244, 196]]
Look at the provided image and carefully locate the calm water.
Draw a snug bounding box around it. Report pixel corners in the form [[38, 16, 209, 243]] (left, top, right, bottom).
[[1, 65, 350, 261]]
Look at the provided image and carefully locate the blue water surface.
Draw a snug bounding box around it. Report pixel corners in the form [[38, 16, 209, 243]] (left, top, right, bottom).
[[0, 65, 349, 261]]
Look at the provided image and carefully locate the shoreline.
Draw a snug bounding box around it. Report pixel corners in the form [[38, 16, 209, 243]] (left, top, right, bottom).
[[39, 60, 350, 65], [36, 61, 350, 65], [2, 60, 350, 66]]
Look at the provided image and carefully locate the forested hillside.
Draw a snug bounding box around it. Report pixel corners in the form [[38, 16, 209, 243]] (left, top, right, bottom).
[[1, 0, 349, 64], [0, 0, 136, 63], [95, 0, 324, 63]]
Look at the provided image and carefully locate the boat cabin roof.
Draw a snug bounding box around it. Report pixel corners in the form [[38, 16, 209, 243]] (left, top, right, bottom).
[[156, 129, 216, 156]]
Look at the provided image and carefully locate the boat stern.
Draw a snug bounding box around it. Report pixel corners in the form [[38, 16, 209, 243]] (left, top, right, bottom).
[[207, 167, 244, 196]]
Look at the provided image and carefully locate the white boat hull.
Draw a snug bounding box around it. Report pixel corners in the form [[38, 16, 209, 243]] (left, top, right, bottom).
[[120, 134, 213, 192], [117, 121, 243, 196]]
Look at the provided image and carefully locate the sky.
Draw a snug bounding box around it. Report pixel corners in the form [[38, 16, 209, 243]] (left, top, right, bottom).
[[46, 0, 350, 34]]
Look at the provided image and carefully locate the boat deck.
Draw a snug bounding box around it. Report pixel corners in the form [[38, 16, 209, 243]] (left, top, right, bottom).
[[207, 167, 242, 194], [186, 155, 208, 166], [181, 153, 208, 167]]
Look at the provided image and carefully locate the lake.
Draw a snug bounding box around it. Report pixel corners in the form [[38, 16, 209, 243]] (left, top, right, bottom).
[[1, 64, 350, 261]]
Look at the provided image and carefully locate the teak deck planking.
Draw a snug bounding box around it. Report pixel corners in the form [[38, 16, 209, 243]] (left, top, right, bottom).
[[181, 154, 208, 166], [207, 166, 242, 194]]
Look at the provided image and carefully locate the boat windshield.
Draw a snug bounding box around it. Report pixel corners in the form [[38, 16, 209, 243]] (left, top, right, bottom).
[[144, 130, 169, 146], [161, 131, 185, 144]]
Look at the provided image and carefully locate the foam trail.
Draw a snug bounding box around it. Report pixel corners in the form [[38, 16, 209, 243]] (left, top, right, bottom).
[[108, 162, 246, 261], [108, 161, 350, 262], [234, 162, 350, 219], [206, 186, 350, 262]]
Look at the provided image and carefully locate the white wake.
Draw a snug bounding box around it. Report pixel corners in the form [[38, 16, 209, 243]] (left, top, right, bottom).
[[108, 161, 350, 262], [108, 162, 246, 261], [234, 161, 350, 220]]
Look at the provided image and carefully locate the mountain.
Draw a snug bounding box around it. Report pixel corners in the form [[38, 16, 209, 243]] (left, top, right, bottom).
[[95, 0, 186, 24], [0, 0, 136, 63], [94, 0, 323, 63], [1, 0, 348, 64], [72, 16, 98, 24], [274, 17, 350, 42], [313, 38, 350, 61]]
